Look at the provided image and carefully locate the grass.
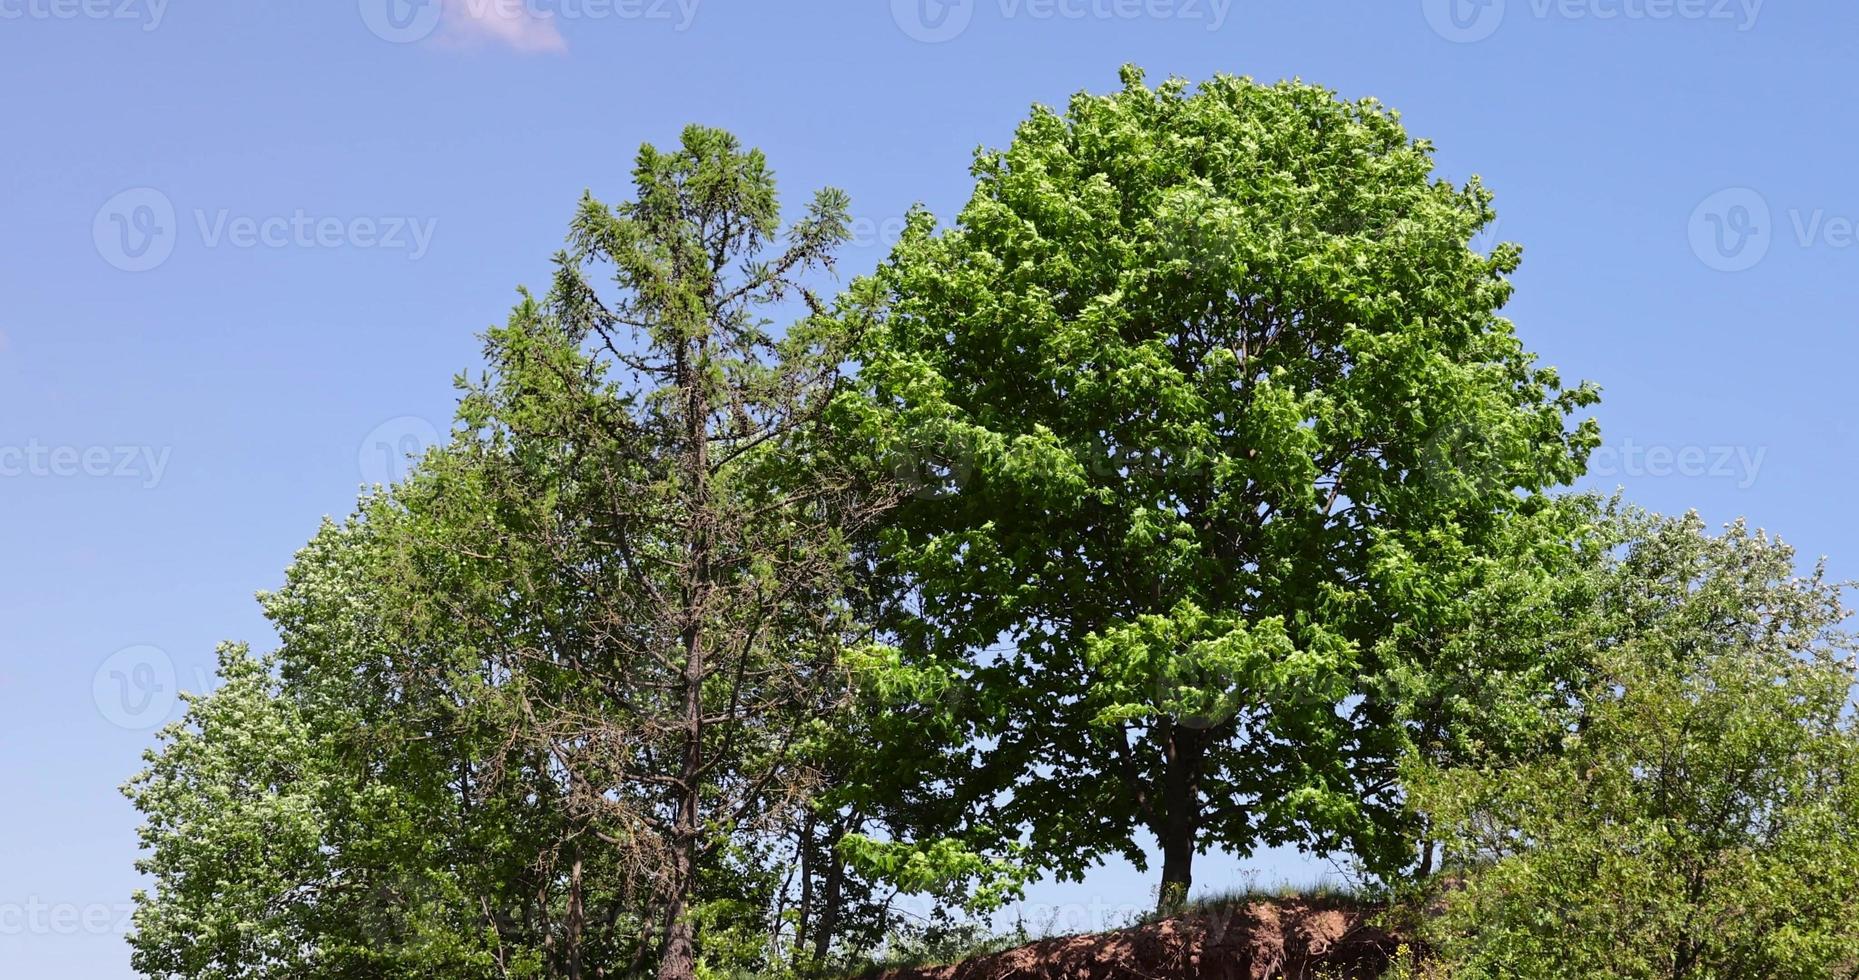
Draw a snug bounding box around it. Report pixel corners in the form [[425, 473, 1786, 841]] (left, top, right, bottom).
[[1127, 875, 1375, 927]]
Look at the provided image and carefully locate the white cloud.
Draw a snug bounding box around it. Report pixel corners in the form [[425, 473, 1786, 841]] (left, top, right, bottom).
[[439, 0, 567, 54]]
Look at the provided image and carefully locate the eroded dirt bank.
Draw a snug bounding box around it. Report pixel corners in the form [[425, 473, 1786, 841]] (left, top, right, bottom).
[[875, 899, 1403, 980]]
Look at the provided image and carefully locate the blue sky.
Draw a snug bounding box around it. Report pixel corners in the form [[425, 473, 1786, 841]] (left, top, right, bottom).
[[4, 0, 1858, 974]]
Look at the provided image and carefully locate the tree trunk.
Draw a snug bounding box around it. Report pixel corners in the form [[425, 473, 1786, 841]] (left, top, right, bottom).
[[566, 846, 584, 980], [811, 824, 847, 965], [657, 813, 700, 980], [657, 625, 707, 980], [1157, 825, 1195, 917], [658, 904, 696, 980], [793, 813, 815, 969], [1155, 724, 1203, 916], [658, 338, 711, 980]]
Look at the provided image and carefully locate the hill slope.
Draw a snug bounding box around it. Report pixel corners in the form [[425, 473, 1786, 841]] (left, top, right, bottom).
[[874, 898, 1402, 980]]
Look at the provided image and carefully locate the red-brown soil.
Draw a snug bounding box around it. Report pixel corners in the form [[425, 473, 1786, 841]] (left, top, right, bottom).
[[874, 899, 1403, 980]]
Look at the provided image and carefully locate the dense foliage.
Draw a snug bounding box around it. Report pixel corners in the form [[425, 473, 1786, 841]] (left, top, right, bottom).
[[1401, 512, 1859, 979], [122, 70, 1855, 980], [126, 127, 915, 980], [833, 66, 1598, 910]]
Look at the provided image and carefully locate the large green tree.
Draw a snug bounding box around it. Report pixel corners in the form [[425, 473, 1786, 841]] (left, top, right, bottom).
[[126, 126, 891, 980], [1404, 511, 1859, 979], [126, 506, 594, 980], [499, 124, 864, 980], [836, 67, 1599, 910]]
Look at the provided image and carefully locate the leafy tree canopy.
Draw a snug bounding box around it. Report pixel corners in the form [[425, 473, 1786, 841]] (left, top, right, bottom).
[[1405, 510, 1859, 979], [834, 66, 1600, 909]]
